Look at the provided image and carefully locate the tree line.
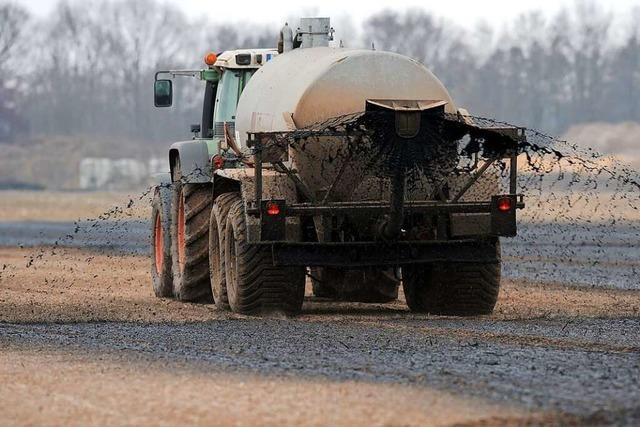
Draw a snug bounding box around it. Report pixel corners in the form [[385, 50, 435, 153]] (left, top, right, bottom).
[[0, 0, 638, 145]]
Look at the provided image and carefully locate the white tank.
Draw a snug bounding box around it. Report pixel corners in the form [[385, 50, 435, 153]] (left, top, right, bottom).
[[235, 47, 457, 147], [235, 47, 458, 203]]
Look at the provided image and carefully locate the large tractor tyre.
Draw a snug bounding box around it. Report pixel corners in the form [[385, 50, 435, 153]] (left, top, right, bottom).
[[150, 185, 173, 298], [170, 178, 214, 303], [208, 192, 237, 311], [311, 267, 399, 303], [403, 241, 501, 316], [224, 193, 305, 315]]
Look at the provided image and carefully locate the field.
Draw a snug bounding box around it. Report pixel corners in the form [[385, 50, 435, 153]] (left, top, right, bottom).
[[1, 190, 639, 426]]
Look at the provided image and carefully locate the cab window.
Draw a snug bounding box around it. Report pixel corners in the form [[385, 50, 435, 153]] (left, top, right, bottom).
[[213, 69, 256, 132]]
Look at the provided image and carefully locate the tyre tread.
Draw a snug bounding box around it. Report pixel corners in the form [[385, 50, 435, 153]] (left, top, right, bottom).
[[403, 242, 501, 316], [171, 183, 213, 303], [224, 193, 304, 315]]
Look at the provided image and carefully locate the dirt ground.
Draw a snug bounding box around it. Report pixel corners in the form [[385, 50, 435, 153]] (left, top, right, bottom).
[[1, 191, 639, 426], [0, 190, 148, 221], [1, 248, 638, 324], [0, 346, 523, 427], [1, 247, 639, 426]]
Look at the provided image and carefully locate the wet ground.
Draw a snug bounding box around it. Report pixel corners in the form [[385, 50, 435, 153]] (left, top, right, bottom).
[[2, 314, 639, 425], [1, 219, 638, 290], [1, 246, 639, 425], [1, 192, 639, 425]]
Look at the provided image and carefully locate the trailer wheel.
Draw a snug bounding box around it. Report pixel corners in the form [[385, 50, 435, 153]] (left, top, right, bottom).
[[150, 185, 173, 298], [311, 267, 399, 303], [208, 193, 237, 310], [403, 241, 501, 316], [224, 193, 305, 315], [170, 174, 213, 303]]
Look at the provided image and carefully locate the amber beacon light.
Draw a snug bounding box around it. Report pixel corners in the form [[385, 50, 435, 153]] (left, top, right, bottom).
[[204, 52, 218, 66]]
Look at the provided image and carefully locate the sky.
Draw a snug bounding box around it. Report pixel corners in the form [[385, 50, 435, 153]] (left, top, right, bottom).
[[12, 0, 640, 28]]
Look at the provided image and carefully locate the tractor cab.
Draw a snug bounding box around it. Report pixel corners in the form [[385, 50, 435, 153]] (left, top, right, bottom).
[[154, 48, 278, 151]]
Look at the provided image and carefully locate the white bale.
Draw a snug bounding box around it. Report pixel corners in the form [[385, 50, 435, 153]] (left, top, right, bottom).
[[79, 157, 148, 190], [79, 158, 112, 190], [148, 158, 168, 175], [112, 159, 147, 187]]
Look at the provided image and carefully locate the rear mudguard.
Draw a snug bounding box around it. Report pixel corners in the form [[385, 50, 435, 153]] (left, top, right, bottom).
[[169, 140, 211, 183]]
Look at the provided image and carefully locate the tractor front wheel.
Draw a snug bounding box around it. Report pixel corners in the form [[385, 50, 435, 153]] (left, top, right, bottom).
[[150, 185, 173, 298], [170, 177, 213, 303]]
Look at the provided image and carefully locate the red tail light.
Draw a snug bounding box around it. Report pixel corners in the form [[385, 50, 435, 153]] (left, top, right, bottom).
[[212, 155, 224, 169], [497, 197, 512, 212], [266, 201, 280, 216]]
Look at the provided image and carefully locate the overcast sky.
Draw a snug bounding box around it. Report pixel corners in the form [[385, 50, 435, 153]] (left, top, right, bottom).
[[12, 0, 640, 28]]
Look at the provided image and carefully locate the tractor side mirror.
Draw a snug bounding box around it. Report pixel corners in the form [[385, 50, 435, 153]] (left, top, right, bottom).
[[190, 124, 201, 138], [154, 79, 173, 107]]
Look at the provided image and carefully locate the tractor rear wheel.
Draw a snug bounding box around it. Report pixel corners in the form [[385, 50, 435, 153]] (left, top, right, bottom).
[[150, 185, 173, 298], [402, 240, 501, 315], [170, 178, 213, 303], [208, 192, 237, 310], [311, 267, 399, 303], [224, 193, 305, 315]]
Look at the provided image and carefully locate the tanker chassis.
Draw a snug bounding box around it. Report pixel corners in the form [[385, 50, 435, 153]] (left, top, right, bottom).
[[150, 17, 525, 316]]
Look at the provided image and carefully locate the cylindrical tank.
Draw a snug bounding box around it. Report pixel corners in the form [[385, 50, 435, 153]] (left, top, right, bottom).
[[235, 47, 459, 203], [236, 47, 456, 145]]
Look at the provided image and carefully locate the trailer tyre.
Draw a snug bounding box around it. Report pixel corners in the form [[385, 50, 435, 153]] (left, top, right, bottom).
[[311, 267, 399, 303], [150, 185, 173, 298], [224, 193, 305, 315], [403, 241, 501, 316], [209, 193, 237, 310], [170, 176, 213, 303]]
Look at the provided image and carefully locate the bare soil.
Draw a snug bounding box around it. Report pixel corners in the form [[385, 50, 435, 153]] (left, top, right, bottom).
[[1, 247, 638, 324], [1, 247, 639, 426], [0, 190, 147, 221], [1, 191, 639, 425], [0, 347, 524, 427]]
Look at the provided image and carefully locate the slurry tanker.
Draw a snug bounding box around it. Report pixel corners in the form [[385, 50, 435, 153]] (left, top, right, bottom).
[[150, 17, 525, 315]]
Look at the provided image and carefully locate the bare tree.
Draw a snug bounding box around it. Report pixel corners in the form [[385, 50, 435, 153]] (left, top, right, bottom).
[[363, 9, 460, 72], [7, 0, 640, 146], [0, 2, 29, 141], [606, 7, 640, 122], [24, 0, 200, 141], [568, 1, 612, 123], [0, 2, 28, 72]]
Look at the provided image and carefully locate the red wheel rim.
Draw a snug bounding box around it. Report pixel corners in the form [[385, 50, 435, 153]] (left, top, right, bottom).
[[177, 192, 186, 272], [154, 212, 163, 274]]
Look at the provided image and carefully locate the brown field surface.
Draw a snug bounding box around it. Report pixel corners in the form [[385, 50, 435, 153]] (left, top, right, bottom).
[[0, 190, 148, 221], [1, 247, 639, 425], [1, 188, 639, 426], [1, 248, 638, 324], [0, 347, 527, 427]]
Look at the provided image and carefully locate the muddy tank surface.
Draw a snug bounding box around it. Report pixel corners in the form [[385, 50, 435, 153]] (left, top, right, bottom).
[[235, 47, 460, 203], [235, 46, 457, 143]]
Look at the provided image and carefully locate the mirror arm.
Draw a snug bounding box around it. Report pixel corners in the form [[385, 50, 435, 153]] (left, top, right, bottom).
[[155, 70, 199, 81], [155, 69, 220, 83]]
